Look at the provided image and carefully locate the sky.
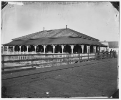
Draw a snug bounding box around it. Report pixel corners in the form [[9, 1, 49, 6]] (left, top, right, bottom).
[[1, 1, 119, 44]]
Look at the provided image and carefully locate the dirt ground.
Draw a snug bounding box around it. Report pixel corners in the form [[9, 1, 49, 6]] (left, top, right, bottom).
[[2, 58, 118, 98]]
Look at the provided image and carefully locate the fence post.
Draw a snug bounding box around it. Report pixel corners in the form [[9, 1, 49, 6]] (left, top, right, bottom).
[[31, 55, 33, 68], [100, 52, 102, 59], [62, 53, 64, 65], [52, 54, 55, 67], [108, 52, 109, 58], [109, 52, 111, 58], [68, 54, 69, 65], [88, 52, 89, 60], [78, 53, 80, 63], [95, 52, 97, 60], [81, 54, 82, 61]]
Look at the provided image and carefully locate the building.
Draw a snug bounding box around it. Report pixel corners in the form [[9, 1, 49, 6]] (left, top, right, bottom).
[[101, 41, 119, 53], [2, 27, 107, 55]]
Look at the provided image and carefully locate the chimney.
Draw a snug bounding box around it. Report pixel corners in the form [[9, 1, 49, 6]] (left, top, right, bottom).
[[66, 25, 67, 29]]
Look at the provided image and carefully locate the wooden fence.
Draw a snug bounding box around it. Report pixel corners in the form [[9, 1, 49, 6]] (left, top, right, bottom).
[[1, 52, 114, 73]]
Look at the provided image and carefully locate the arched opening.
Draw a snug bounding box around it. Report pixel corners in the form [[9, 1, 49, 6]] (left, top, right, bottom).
[[28, 45, 35, 52], [90, 45, 94, 53], [21, 45, 27, 52], [55, 45, 62, 53], [73, 45, 82, 53], [63, 45, 71, 53], [15, 45, 20, 52], [36, 45, 44, 52], [45, 45, 53, 53], [84, 45, 87, 53]]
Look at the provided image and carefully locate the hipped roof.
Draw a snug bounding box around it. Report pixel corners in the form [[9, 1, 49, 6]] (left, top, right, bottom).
[[4, 28, 106, 47], [4, 37, 106, 47], [12, 28, 99, 41]]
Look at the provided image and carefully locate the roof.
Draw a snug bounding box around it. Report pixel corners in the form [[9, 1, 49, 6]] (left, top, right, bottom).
[[4, 37, 106, 46], [108, 41, 119, 48], [4, 28, 106, 46], [4, 40, 27, 46], [12, 28, 99, 41]]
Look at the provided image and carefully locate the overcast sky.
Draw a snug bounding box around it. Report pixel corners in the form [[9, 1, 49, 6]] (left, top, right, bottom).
[[1, 1, 119, 44]]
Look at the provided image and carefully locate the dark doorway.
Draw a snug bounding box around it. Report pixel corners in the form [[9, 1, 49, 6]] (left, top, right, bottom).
[[45, 45, 53, 53], [28, 45, 35, 52], [84, 45, 87, 53], [63, 45, 71, 53], [15, 45, 20, 52], [55, 45, 62, 53], [21, 45, 27, 52], [96, 46, 98, 53], [90, 45, 94, 53], [36, 45, 44, 52], [73, 45, 82, 53]]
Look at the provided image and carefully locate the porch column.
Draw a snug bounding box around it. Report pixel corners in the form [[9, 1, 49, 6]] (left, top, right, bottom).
[[26, 46, 29, 54], [13, 46, 15, 54], [13, 46, 15, 52], [21, 46, 24, 54], [61, 45, 64, 53], [53, 45, 55, 53], [34, 46, 37, 53], [70, 45, 74, 54], [19, 46, 21, 54], [87, 46, 90, 53], [43, 45, 46, 54], [81, 45, 84, 54], [2, 46, 4, 54], [7, 46, 9, 54], [93, 46, 96, 53]]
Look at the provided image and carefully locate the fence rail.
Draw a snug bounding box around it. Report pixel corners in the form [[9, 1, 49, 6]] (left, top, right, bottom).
[[1, 52, 116, 73]]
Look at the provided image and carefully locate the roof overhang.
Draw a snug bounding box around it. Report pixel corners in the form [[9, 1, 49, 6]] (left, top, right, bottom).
[[3, 37, 106, 47]]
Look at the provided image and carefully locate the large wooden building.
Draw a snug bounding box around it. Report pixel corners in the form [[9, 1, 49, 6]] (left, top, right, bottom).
[[2, 27, 107, 54]]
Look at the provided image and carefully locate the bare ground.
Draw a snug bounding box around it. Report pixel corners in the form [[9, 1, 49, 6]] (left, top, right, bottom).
[[2, 58, 118, 98]]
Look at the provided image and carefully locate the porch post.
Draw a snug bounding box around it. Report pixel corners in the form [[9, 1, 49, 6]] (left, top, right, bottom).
[[87, 46, 90, 53], [7, 46, 9, 54], [26, 46, 29, 54], [43, 45, 46, 54], [70, 45, 74, 54], [61, 45, 64, 54], [19, 46, 21, 54], [53, 45, 55, 53], [13, 46, 15, 54], [93, 46, 96, 53], [34, 46, 37, 53], [81, 45, 84, 54], [2, 46, 4, 54]]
